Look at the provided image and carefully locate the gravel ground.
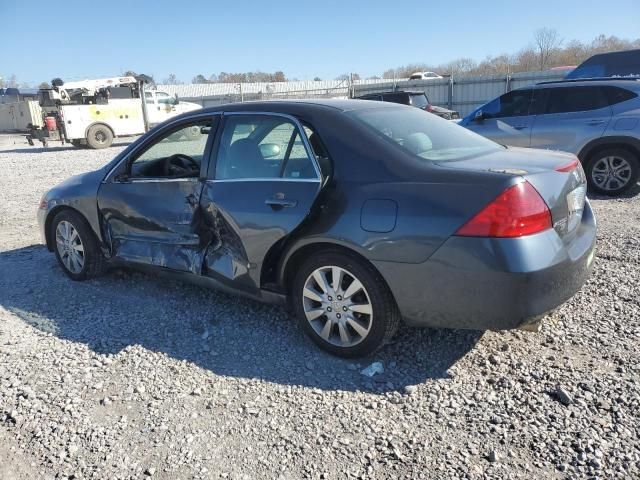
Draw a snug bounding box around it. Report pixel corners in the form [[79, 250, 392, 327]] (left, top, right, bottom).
[[0, 139, 639, 480]]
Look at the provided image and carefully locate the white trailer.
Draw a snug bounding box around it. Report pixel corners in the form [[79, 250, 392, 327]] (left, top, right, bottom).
[[27, 76, 201, 149]]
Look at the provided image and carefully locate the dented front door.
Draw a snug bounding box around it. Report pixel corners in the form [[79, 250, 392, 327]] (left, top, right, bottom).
[[97, 116, 217, 273], [199, 113, 322, 293]]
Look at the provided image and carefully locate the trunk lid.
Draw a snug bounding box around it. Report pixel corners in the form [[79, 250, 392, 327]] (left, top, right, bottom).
[[437, 146, 588, 239]]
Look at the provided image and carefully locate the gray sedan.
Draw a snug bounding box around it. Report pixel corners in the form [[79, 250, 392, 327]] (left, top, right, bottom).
[[38, 100, 596, 357]]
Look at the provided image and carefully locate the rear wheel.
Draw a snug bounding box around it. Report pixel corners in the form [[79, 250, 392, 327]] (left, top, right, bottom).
[[86, 124, 113, 149], [292, 251, 400, 357], [51, 210, 105, 280], [585, 148, 639, 196]]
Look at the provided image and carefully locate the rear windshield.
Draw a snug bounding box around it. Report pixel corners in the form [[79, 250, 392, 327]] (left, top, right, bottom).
[[350, 106, 501, 162]]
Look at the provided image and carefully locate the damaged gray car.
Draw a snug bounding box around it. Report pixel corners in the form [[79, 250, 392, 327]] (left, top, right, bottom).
[[38, 100, 596, 357]]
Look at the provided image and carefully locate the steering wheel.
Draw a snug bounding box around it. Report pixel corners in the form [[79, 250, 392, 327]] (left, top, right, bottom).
[[164, 153, 199, 177]]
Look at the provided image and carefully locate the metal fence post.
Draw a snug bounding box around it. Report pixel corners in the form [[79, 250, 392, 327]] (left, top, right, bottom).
[[448, 76, 454, 110]]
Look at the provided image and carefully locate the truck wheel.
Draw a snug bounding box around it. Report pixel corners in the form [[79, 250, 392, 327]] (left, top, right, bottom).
[[585, 148, 639, 196], [86, 124, 113, 149]]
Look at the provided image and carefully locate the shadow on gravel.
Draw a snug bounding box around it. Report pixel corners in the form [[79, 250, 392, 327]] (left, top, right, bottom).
[[587, 182, 640, 200], [0, 245, 482, 393], [0, 142, 133, 154]]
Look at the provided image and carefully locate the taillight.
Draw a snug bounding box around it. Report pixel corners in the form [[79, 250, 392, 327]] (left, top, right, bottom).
[[455, 182, 552, 238], [555, 158, 579, 172]]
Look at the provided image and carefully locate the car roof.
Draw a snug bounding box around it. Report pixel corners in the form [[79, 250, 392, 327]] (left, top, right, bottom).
[[529, 78, 640, 89], [196, 98, 402, 115]]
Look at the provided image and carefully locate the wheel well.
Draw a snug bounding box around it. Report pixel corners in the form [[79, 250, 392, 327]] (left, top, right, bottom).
[[280, 242, 383, 294], [44, 205, 83, 251], [579, 138, 640, 164], [84, 122, 115, 139]]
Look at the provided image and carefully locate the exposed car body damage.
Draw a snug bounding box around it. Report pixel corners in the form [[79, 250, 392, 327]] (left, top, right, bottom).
[[39, 100, 596, 338]]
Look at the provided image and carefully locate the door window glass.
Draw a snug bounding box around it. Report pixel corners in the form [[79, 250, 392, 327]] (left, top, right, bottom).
[[603, 86, 638, 106], [482, 90, 533, 118], [144, 93, 155, 104], [215, 115, 318, 180], [544, 86, 608, 114], [129, 120, 211, 178]]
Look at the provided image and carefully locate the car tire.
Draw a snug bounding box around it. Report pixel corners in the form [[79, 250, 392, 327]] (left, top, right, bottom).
[[584, 148, 639, 196], [292, 250, 400, 358], [51, 209, 105, 281], [86, 124, 113, 149]]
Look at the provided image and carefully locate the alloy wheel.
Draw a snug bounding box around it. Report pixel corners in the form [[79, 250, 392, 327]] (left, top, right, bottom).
[[302, 266, 373, 347], [591, 155, 632, 191], [55, 220, 85, 274]]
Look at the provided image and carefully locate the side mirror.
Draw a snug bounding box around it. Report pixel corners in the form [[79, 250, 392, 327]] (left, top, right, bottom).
[[474, 110, 485, 122], [173, 93, 180, 105], [259, 143, 281, 158], [114, 172, 130, 183]]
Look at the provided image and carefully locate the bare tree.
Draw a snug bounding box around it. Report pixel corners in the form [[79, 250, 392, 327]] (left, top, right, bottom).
[[192, 74, 210, 84], [162, 74, 181, 85], [534, 28, 562, 70], [444, 57, 477, 77]]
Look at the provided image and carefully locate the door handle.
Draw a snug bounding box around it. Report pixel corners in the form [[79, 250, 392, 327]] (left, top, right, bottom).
[[586, 119, 604, 125], [265, 197, 297, 208], [512, 124, 528, 130]]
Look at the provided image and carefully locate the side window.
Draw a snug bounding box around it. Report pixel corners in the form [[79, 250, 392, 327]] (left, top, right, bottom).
[[529, 88, 549, 115], [483, 90, 533, 119], [215, 115, 318, 180], [603, 86, 638, 106], [303, 124, 332, 178], [129, 120, 211, 178], [144, 92, 155, 104], [544, 87, 608, 114]]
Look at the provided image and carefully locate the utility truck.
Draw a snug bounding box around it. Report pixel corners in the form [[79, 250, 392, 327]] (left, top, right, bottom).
[[26, 76, 201, 149]]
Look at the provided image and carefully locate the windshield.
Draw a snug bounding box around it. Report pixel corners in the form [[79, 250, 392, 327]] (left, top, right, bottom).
[[409, 93, 429, 109], [350, 106, 502, 162]]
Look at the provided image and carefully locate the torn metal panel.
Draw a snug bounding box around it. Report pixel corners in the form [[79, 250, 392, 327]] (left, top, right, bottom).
[[198, 179, 320, 293], [98, 178, 206, 273]]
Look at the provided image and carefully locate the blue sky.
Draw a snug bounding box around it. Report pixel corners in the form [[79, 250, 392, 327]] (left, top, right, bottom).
[[2, 0, 639, 85]]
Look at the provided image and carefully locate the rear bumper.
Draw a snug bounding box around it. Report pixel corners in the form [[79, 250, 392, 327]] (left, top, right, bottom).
[[374, 200, 596, 330]]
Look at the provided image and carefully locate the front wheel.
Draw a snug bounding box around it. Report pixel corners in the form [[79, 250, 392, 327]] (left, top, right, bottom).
[[51, 210, 105, 280], [292, 251, 400, 357], [585, 148, 639, 196]]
